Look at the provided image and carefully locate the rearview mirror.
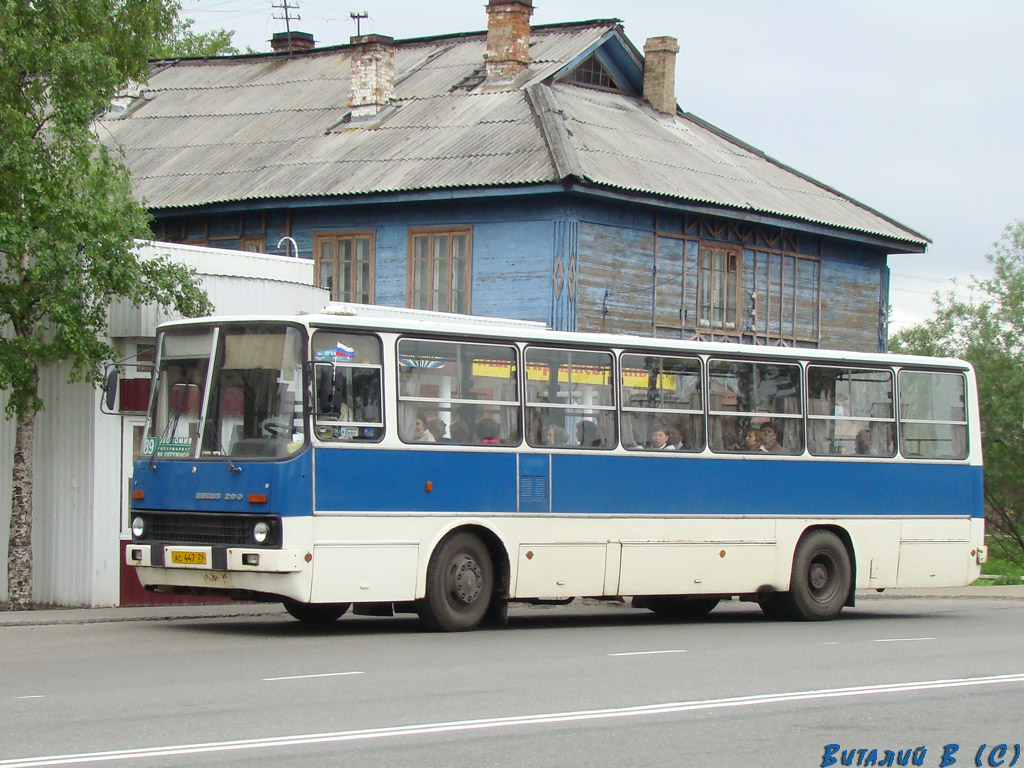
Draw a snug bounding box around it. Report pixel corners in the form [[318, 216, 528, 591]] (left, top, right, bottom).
[[100, 367, 119, 414]]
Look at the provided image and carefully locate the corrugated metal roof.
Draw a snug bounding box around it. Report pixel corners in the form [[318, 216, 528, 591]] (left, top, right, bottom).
[[551, 84, 922, 243], [98, 19, 926, 247]]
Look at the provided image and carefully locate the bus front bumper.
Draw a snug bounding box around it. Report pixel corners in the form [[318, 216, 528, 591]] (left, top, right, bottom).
[[126, 543, 306, 573]]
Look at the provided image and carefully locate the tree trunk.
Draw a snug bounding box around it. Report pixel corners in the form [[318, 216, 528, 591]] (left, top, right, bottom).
[[7, 398, 37, 610]]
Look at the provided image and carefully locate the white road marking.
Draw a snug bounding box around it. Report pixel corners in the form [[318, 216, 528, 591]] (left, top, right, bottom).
[[2, 672, 1023, 767], [16, 696, 45, 700], [873, 637, 936, 643], [609, 649, 687, 657], [263, 671, 364, 681], [823, 642, 839, 645]]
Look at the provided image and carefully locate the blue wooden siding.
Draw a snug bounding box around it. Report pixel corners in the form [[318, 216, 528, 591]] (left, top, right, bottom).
[[152, 192, 890, 352], [818, 241, 887, 352], [577, 221, 655, 337]]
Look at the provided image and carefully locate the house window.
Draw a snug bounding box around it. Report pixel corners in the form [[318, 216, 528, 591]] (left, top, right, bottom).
[[408, 227, 471, 314], [748, 250, 821, 345], [240, 235, 265, 253], [698, 245, 740, 329], [314, 232, 374, 304]]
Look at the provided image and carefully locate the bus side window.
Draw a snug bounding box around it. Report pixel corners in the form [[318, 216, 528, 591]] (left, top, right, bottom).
[[708, 359, 802, 454], [807, 366, 896, 458], [397, 338, 520, 447], [898, 370, 968, 460], [524, 346, 616, 450], [619, 352, 704, 452], [311, 332, 384, 442]]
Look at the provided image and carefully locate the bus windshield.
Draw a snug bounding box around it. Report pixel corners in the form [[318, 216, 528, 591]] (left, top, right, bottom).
[[145, 324, 307, 460]]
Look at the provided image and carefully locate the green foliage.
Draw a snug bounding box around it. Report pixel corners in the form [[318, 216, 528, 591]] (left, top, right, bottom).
[[973, 554, 1024, 586], [0, 0, 213, 418], [891, 221, 1024, 568], [154, 11, 239, 58], [2, 0, 214, 607]]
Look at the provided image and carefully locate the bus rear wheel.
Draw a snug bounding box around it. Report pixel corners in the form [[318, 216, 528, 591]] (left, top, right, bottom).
[[283, 600, 350, 624], [783, 530, 851, 621], [418, 532, 493, 632]]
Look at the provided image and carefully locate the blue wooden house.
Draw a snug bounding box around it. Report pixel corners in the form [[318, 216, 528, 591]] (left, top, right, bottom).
[[99, 0, 928, 352]]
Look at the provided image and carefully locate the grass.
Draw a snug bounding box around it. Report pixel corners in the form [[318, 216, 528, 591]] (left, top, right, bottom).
[[974, 554, 1024, 585]]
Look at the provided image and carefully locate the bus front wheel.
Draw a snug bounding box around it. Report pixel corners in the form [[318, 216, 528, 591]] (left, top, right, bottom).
[[283, 600, 350, 624], [783, 530, 851, 621], [419, 532, 494, 632]]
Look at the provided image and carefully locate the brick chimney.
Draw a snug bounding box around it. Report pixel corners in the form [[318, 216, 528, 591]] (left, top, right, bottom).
[[484, 0, 533, 83], [347, 34, 395, 120], [643, 36, 679, 116], [271, 31, 316, 53]]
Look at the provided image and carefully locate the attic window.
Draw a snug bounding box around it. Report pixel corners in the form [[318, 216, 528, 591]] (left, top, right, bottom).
[[568, 54, 621, 91]]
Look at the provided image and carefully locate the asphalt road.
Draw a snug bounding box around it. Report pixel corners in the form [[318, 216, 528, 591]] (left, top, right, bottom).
[[2, 595, 1023, 767]]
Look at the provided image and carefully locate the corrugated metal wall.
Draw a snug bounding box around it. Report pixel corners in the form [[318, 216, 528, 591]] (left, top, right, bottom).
[[0, 243, 328, 606], [0, 367, 102, 605]]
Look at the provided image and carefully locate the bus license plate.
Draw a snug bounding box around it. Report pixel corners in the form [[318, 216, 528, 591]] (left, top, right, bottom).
[[170, 550, 207, 566]]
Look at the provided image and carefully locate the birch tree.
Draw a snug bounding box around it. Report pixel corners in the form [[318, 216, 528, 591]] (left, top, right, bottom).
[[1, 0, 212, 609]]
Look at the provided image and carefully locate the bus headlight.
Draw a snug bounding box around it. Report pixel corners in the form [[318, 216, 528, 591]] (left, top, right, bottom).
[[131, 516, 146, 539], [253, 521, 270, 544]]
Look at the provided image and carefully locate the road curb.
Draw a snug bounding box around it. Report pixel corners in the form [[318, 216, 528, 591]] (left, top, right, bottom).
[[4, 586, 1024, 627]]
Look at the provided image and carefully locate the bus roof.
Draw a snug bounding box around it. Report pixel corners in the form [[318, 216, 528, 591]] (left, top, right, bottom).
[[156, 304, 971, 372]]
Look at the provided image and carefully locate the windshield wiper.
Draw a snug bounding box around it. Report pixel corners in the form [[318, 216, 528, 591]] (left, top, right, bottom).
[[214, 428, 241, 473], [147, 387, 179, 471]]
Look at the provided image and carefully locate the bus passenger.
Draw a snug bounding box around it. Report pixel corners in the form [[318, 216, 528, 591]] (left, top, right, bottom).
[[427, 418, 448, 442], [649, 428, 674, 450], [576, 420, 606, 448], [476, 417, 501, 445], [542, 424, 568, 446], [855, 429, 872, 455], [668, 424, 686, 450], [449, 419, 471, 444], [732, 426, 765, 452], [761, 422, 783, 453], [412, 415, 436, 443]]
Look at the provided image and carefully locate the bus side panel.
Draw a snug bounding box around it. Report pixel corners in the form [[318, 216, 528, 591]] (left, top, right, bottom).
[[549, 455, 982, 519], [310, 543, 420, 603], [896, 518, 980, 587], [618, 537, 777, 596], [313, 448, 518, 514]]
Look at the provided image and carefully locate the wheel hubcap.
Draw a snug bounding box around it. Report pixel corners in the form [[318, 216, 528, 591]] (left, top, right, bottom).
[[449, 554, 483, 605], [808, 554, 837, 601]]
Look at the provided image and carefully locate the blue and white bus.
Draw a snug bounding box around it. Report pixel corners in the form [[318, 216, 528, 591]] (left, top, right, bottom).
[[126, 304, 985, 630]]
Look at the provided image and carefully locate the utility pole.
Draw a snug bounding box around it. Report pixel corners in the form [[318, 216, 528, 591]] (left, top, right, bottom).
[[272, 0, 301, 54]]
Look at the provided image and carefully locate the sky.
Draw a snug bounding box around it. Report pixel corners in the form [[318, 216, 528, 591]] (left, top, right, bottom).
[[181, 0, 1024, 333]]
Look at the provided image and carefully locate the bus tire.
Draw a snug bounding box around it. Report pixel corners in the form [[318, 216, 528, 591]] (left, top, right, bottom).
[[783, 530, 851, 621], [418, 532, 493, 632], [644, 596, 719, 620], [283, 600, 350, 624]]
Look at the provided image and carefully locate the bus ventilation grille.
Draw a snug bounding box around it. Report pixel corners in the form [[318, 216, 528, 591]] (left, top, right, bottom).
[[519, 475, 549, 503], [147, 514, 252, 546]]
